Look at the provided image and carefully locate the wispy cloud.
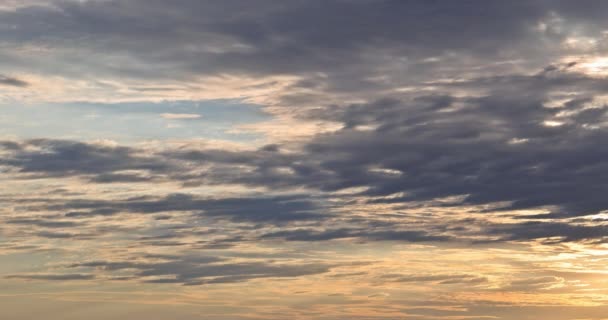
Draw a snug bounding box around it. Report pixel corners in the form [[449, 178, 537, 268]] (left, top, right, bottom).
[[160, 113, 202, 120]]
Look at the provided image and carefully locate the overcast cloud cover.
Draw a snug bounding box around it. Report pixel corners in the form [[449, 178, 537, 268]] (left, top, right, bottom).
[[4, 1, 608, 319]]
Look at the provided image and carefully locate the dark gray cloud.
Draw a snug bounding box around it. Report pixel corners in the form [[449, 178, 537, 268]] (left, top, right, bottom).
[[89, 172, 154, 183], [0, 74, 28, 87], [68, 255, 333, 285], [41, 193, 327, 224], [6, 218, 80, 228], [0, 0, 602, 87], [0, 139, 172, 178], [300, 96, 608, 217], [0, 1, 539, 73], [488, 221, 608, 243], [138, 71, 608, 223], [261, 228, 450, 243], [35, 230, 94, 239], [5, 273, 94, 281]]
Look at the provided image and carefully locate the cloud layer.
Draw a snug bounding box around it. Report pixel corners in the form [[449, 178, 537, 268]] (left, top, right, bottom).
[[3, 1, 608, 320]]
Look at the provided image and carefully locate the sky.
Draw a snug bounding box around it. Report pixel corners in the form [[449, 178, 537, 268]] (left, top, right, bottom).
[[3, 1, 608, 319]]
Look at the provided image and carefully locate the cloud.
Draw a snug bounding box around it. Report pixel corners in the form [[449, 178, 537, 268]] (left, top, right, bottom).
[[261, 228, 450, 243], [487, 221, 608, 243], [378, 273, 488, 285], [295, 85, 608, 218], [67, 255, 333, 285], [4, 72, 608, 240], [5, 273, 94, 281], [0, 1, 544, 78], [0, 139, 173, 178], [89, 172, 154, 183], [502, 276, 566, 291], [0, 74, 28, 87], [6, 218, 80, 228], [4, 2, 608, 319], [41, 193, 327, 224], [160, 113, 201, 119], [0, 0, 601, 106]]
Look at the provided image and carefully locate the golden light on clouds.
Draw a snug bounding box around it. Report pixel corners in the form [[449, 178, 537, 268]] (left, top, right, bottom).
[[4, 1, 608, 320], [572, 56, 608, 77]]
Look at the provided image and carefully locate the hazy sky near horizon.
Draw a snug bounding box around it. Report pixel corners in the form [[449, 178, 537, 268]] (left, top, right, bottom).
[[4, 1, 608, 319]]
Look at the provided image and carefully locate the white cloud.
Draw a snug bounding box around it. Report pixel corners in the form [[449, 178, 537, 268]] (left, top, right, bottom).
[[160, 113, 201, 120]]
